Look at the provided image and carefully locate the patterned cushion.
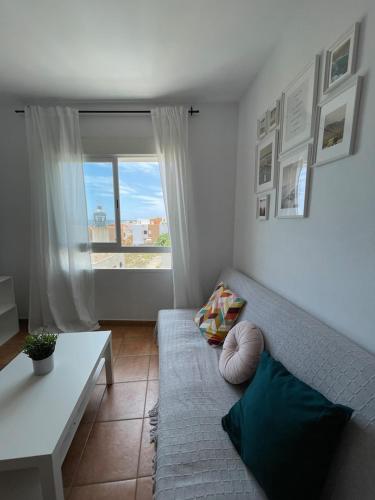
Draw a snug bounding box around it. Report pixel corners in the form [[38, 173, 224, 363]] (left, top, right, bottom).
[[194, 282, 246, 345]]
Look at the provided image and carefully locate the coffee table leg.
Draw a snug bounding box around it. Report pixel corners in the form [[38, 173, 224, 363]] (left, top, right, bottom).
[[39, 455, 64, 500], [105, 340, 114, 385]]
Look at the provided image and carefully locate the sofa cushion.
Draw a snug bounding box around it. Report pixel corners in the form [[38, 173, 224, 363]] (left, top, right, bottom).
[[222, 351, 353, 500], [219, 321, 264, 384], [194, 281, 246, 345]]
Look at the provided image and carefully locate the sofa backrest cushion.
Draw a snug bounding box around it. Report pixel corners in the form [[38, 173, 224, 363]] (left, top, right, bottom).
[[218, 268, 375, 500]]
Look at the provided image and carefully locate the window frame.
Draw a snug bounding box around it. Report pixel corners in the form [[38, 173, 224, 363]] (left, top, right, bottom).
[[84, 154, 171, 255]]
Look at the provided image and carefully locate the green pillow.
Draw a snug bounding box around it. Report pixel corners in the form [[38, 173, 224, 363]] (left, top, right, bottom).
[[222, 351, 353, 500]]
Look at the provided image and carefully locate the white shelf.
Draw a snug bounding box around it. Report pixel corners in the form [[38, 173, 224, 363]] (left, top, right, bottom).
[[0, 277, 19, 345]]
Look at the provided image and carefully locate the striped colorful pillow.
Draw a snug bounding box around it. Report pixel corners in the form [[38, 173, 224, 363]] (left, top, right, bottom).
[[194, 282, 246, 346]]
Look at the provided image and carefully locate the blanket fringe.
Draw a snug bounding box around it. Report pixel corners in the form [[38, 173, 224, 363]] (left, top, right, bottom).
[[149, 400, 159, 495]]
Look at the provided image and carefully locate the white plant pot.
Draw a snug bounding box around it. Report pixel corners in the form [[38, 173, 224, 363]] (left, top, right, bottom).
[[32, 353, 54, 375]]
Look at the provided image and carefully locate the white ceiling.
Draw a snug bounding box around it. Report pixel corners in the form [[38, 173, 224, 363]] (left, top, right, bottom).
[[0, 0, 298, 103]]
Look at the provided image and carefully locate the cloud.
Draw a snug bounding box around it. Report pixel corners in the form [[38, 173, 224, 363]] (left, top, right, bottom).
[[119, 181, 137, 196], [119, 161, 159, 175]]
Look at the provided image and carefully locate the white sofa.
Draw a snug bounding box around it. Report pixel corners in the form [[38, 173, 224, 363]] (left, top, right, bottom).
[[153, 268, 375, 499]]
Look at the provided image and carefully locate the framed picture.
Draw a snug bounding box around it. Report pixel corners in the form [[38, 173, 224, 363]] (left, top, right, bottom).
[[280, 55, 320, 155], [255, 131, 278, 193], [315, 76, 362, 166], [276, 144, 312, 218], [257, 194, 270, 220], [257, 113, 267, 139], [267, 100, 280, 132], [323, 22, 360, 94]]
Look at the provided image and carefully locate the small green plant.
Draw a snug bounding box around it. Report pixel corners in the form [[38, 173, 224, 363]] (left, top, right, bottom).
[[155, 233, 171, 247], [23, 329, 58, 361]]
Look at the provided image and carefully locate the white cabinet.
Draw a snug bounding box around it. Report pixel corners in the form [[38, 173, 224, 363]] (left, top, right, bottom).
[[0, 276, 19, 345]]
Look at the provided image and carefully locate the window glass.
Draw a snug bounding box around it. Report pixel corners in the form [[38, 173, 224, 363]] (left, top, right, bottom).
[[83, 162, 116, 243], [118, 160, 170, 247]]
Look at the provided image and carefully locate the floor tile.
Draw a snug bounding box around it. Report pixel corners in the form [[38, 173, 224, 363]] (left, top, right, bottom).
[[7, 331, 27, 346], [138, 419, 154, 477], [123, 326, 154, 338], [62, 422, 93, 487], [148, 355, 159, 380], [150, 339, 158, 355], [97, 358, 116, 385], [111, 338, 122, 356], [75, 419, 142, 485], [97, 381, 147, 421], [81, 384, 105, 423], [145, 380, 159, 417], [114, 356, 150, 382], [136, 477, 153, 500], [69, 479, 136, 500], [119, 336, 153, 356]]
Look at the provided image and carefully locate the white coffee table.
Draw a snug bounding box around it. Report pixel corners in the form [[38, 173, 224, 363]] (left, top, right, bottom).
[[0, 331, 113, 500]]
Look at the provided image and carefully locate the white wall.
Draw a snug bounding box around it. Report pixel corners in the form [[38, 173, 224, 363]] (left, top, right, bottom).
[[0, 103, 238, 320], [234, 0, 375, 353]]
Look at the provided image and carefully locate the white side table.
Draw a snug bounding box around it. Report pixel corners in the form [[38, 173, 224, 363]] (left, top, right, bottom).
[[0, 331, 113, 500]]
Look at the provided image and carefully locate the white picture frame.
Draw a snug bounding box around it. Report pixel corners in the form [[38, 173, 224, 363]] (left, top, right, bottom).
[[276, 143, 312, 219], [255, 130, 278, 193], [257, 113, 267, 139], [257, 194, 270, 220], [323, 22, 360, 94], [280, 55, 320, 155], [267, 100, 280, 132], [314, 76, 362, 167]]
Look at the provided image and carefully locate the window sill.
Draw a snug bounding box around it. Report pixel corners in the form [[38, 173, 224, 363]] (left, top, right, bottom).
[[93, 268, 172, 273]]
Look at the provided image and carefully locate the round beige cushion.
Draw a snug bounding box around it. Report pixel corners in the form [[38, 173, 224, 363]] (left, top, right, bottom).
[[219, 321, 264, 384]]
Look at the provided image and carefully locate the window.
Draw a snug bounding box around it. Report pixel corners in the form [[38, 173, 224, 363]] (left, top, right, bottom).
[[83, 156, 171, 269]]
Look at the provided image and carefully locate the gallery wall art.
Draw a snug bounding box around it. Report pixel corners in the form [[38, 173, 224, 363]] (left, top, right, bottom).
[[315, 76, 362, 166], [252, 19, 362, 221], [323, 22, 360, 94], [257, 194, 270, 220], [280, 55, 320, 155], [276, 144, 312, 219], [255, 131, 278, 194]]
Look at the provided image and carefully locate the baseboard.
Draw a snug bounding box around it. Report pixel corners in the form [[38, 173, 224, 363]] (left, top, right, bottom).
[[99, 319, 157, 327], [18, 319, 156, 329]]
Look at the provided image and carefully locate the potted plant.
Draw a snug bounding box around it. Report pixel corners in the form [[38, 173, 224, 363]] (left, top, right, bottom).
[[23, 329, 58, 375]]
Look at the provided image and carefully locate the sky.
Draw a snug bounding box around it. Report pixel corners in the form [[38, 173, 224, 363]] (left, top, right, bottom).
[[83, 161, 166, 222]]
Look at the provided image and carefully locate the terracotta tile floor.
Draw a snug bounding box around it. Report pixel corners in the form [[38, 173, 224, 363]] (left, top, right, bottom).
[[0, 323, 158, 500]]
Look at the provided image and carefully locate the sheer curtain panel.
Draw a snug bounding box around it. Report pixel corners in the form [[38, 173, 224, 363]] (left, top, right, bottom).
[[151, 106, 202, 308], [25, 106, 98, 332]]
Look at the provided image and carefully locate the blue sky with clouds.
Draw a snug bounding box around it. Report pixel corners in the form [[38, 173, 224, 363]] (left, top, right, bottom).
[[83, 161, 166, 222]]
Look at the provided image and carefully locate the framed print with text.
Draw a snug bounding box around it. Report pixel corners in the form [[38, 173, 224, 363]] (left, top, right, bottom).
[[280, 55, 320, 155]]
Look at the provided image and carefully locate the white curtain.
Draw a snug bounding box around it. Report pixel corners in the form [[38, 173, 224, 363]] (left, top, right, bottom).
[[151, 106, 202, 308], [25, 105, 98, 332]]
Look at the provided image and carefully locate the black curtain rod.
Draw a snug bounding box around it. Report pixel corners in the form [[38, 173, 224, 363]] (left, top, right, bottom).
[[15, 106, 199, 116]]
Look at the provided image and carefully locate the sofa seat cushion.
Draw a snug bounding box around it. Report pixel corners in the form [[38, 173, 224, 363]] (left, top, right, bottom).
[[155, 309, 267, 500]]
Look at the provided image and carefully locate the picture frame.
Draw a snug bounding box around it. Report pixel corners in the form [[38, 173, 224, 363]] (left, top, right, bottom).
[[267, 100, 280, 132], [257, 194, 270, 220], [257, 113, 267, 139], [280, 55, 320, 155], [255, 130, 278, 193], [323, 22, 360, 94], [276, 143, 312, 219], [314, 76, 362, 167]]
